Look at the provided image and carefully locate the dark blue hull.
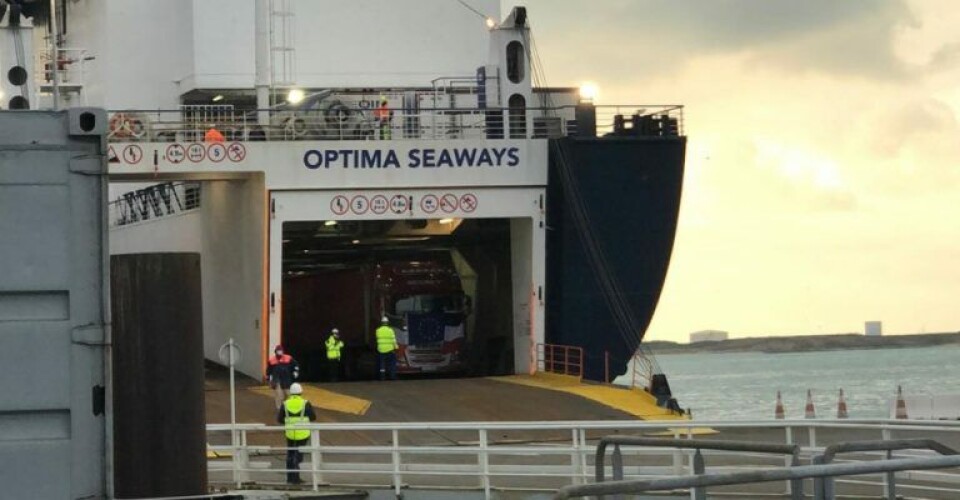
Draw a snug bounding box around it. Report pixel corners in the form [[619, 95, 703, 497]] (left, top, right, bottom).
[[546, 136, 687, 381]]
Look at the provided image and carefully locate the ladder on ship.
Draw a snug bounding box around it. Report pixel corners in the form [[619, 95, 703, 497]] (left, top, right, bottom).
[[270, 0, 296, 92]]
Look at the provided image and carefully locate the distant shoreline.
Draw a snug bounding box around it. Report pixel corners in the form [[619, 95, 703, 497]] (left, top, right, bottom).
[[644, 332, 960, 355]]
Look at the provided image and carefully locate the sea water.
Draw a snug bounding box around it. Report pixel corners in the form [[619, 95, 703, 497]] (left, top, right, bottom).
[[629, 345, 960, 420]]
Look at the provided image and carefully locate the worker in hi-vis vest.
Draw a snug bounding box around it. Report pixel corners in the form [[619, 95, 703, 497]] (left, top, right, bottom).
[[325, 328, 345, 382], [204, 126, 225, 142], [373, 96, 392, 140], [276, 383, 316, 485], [375, 316, 399, 380], [266, 344, 300, 409]]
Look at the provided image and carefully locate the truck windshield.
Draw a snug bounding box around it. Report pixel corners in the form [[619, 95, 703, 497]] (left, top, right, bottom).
[[394, 294, 461, 315]]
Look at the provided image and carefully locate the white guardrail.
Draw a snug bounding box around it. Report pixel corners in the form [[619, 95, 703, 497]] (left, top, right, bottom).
[[206, 419, 960, 498], [104, 105, 684, 144]]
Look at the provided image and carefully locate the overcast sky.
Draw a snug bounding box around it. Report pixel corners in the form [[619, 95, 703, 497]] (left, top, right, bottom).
[[506, 1, 960, 341]]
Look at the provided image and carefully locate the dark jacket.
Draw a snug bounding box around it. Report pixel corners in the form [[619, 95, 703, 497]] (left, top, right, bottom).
[[266, 353, 299, 388]]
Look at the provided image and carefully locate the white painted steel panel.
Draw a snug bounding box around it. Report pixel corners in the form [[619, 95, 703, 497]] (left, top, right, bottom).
[[192, 0, 497, 89], [108, 139, 549, 189], [59, 0, 496, 108]]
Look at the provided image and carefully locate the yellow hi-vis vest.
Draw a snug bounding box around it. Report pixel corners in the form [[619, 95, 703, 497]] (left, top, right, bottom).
[[326, 335, 344, 360], [375, 325, 397, 354], [283, 396, 310, 441]]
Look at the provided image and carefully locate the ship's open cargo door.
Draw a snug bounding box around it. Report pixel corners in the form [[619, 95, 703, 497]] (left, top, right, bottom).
[[268, 188, 545, 379]]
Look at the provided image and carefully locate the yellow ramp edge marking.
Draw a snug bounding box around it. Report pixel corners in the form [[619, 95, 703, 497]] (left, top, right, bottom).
[[490, 373, 689, 421], [206, 444, 232, 459], [249, 384, 371, 416], [645, 428, 718, 437]]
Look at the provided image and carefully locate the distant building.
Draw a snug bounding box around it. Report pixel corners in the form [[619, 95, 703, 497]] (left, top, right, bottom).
[[865, 321, 883, 337], [690, 330, 729, 343]]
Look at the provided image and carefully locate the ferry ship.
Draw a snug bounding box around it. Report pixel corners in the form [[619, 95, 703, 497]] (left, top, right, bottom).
[[6, 3, 960, 500], [2, 0, 686, 384], [1, 1, 692, 497]]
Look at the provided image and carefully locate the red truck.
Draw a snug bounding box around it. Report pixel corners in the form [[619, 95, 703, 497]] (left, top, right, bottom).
[[282, 255, 471, 380]]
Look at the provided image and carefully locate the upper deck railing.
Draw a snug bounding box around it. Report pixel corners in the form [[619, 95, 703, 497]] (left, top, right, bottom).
[[105, 104, 684, 144]]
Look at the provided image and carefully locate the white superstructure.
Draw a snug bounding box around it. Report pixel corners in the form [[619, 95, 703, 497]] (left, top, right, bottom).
[[25, 0, 499, 109], [10, 1, 577, 379]]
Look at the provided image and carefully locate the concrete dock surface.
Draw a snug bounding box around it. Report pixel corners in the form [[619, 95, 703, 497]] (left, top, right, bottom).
[[204, 366, 960, 498]]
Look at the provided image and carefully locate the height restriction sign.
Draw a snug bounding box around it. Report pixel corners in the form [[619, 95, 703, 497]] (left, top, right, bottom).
[[390, 194, 409, 214]]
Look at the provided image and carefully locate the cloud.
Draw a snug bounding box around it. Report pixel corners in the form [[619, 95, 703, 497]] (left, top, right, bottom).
[[514, 1, 960, 338], [515, 0, 915, 80], [870, 99, 957, 155], [743, 5, 915, 79], [860, 99, 960, 193], [926, 42, 960, 72], [753, 139, 858, 212]]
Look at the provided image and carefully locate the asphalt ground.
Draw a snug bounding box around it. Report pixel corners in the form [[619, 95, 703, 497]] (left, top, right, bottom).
[[205, 365, 960, 498]]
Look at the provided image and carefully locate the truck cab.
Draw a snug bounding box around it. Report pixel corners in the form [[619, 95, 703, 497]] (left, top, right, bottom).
[[376, 260, 471, 374]]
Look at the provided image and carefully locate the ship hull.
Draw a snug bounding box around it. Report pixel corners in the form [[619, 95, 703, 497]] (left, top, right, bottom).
[[546, 136, 687, 381]]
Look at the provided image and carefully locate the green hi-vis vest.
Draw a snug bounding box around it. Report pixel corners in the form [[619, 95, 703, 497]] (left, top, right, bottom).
[[375, 325, 397, 354], [283, 395, 310, 441], [326, 335, 344, 360]]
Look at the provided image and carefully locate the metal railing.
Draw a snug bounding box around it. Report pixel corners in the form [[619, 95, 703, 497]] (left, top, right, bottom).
[[104, 104, 684, 144], [812, 439, 958, 499], [536, 343, 584, 378], [35, 47, 91, 95], [205, 419, 960, 499], [594, 436, 803, 499], [594, 105, 685, 137], [556, 455, 960, 499], [108, 182, 201, 228], [628, 350, 655, 391]]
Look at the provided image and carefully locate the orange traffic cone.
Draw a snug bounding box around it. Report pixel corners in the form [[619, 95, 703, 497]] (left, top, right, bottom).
[[895, 385, 909, 419], [836, 389, 848, 419], [774, 391, 785, 420], [804, 389, 816, 419]]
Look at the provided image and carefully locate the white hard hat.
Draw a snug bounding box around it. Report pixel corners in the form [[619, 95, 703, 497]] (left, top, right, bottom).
[[332, 328, 339, 334], [381, 316, 389, 323], [289, 383, 303, 395]]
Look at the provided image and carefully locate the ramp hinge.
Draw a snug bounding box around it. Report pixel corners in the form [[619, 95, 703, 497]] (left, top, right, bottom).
[[72, 324, 107, 346]]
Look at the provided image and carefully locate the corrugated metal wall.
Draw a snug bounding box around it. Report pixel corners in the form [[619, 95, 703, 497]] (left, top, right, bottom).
[[0, 110, 109, 498]]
